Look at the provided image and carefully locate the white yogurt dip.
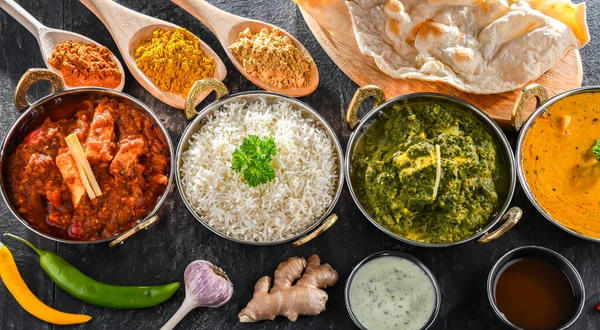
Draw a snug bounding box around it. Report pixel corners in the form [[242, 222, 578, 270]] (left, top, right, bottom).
[[348, 256, 437, 330]]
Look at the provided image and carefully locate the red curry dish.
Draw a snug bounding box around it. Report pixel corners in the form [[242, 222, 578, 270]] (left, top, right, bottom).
[[8, 97, 169, 241]]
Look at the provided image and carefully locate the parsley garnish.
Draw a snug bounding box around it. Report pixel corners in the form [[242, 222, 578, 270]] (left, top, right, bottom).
[[231, 135, 277, 187], [593, 139, 600, 161]]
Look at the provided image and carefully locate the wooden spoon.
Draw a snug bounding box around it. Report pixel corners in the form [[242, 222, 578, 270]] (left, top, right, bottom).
[[0, 0, 125, 91], [79, 0, 227, 109], [172, 0, 319, 97]]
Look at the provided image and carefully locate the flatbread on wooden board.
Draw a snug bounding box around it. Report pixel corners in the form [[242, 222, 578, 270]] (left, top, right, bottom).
[[296, 0, 589, 94]]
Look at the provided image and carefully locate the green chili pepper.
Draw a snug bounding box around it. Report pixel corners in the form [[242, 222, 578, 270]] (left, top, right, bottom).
[[5, 233, 180, 309]]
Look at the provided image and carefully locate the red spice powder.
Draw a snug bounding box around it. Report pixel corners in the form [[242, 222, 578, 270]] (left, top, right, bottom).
[[48, 41, 122, 89]]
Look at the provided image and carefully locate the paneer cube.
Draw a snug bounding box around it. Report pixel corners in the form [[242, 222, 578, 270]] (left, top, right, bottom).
[[109, 138, 145, 177], [55, 151, 86, 207], [85, 103, 115, 164]]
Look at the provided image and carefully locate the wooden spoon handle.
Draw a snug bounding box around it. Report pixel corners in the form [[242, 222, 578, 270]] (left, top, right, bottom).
[[0, 0, 44, 39], [171, 0, 243, 42], [79, 0, 150, 42]]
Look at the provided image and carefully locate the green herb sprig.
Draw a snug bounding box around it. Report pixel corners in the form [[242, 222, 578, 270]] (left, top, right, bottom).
[[231, 135, 277, 187], [593, 139, 600, 161]]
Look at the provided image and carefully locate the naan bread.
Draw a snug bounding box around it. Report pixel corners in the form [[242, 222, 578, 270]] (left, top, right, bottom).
[[346, 0, 589, 94]]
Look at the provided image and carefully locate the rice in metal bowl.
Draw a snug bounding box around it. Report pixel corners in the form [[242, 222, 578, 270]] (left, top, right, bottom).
[[180, 97, 337, 242]]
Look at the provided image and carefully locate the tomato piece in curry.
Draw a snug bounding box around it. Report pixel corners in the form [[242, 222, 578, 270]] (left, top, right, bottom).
[[8, 97, 169, 241], [522, 92, 600, 238]]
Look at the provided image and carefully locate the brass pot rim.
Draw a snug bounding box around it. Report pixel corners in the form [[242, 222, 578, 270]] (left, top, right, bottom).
[[345, 91, 517, 248], [0, 86, 175, 245], [175, 90, 345, 246], [516, 86, 600, 243]]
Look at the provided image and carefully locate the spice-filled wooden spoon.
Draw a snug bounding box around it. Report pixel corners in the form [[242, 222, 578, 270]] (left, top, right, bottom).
[[172, 0, 319, 97], [0, 0, 125, 91], [79, 0, 227, 109]]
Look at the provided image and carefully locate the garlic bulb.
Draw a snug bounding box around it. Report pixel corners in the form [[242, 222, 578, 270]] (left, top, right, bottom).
[[185, 260, 233, 307], [161, 260, 234, 330]]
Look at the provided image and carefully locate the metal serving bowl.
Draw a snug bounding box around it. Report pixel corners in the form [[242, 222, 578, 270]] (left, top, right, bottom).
[[487, 246, 585, 330], [344, 85, 521, 248], [515, 85, 600, 243], [0, 69, 174, 245], [175, 79, 344, 246], [345, 250, 441, 330]]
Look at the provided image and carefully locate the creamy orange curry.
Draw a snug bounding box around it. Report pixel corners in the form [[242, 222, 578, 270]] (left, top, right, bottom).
[[522, 92, 600, 238]]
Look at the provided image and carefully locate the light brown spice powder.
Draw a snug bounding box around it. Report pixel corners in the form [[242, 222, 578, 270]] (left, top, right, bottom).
[[228, 28, 312, 89]]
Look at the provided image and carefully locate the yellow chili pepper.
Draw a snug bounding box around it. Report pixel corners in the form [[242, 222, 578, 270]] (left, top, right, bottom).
[[0, 240, 91, 325]]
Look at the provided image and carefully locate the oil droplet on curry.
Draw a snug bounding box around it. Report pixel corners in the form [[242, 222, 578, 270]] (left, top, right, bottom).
[[522, 92, 600, 238]]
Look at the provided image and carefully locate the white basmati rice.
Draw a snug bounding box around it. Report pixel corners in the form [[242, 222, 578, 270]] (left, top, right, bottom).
[[180, 98, 337, 242]]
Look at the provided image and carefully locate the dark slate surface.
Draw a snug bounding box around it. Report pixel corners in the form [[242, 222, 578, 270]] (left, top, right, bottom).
[[0, 0, 599, 329]]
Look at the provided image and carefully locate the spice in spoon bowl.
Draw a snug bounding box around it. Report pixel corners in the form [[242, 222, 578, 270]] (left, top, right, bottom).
[[0, 0, 125, 91], [134, 27, 216, 98], [171, 0, 319, 97], [79, 0, 226, 109], [125, 23, 227, 109], [228, 27, 313, 90], [48, 40, 122, 89]]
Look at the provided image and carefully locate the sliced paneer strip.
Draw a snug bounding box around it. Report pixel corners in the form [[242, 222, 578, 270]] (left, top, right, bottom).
[[66, 134, 102, 197], [432, 144, 442, 200], [55, 151, 88, 207], [85, 104, 115, 163], [110, 138, 145, 177]]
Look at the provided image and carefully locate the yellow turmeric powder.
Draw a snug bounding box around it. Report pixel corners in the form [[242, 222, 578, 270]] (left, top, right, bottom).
[[134, 28, 215, 97]]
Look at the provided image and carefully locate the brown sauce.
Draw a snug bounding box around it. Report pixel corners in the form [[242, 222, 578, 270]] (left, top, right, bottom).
[[495, 258, 575, 330]]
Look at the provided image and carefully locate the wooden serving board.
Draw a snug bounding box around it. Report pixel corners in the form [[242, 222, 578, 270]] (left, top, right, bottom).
[[298, 4, 583, 129]]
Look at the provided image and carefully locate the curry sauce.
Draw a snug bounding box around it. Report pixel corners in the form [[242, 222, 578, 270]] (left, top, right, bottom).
[[8, 97, 169, 241], [522, 92, 600, 238], [352, 101, 503, 244]]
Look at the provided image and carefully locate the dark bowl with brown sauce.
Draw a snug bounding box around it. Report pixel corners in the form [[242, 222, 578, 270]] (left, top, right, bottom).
[[0, 69, 174, 245], [487, 246, 585, 330]]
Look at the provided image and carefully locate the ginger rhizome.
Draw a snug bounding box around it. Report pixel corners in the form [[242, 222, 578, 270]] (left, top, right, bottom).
[[238, 255, 339, 322]]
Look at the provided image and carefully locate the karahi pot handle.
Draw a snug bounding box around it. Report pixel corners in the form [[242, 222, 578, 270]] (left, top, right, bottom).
[[292, 214, 338, 247], [14, 69, 65, 112], [109, 215, 160, 247], [511, 84, 548, 131], [346, 85, 386, 129], [477, 207, 522, 244], [184, 78, 229, 120]]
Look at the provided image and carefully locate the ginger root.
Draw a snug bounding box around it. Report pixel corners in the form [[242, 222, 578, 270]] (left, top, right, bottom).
[[238, 255, 339, 323]]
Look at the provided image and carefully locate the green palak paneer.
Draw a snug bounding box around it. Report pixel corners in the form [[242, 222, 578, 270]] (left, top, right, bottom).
[[352, 101, 502, 244]]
